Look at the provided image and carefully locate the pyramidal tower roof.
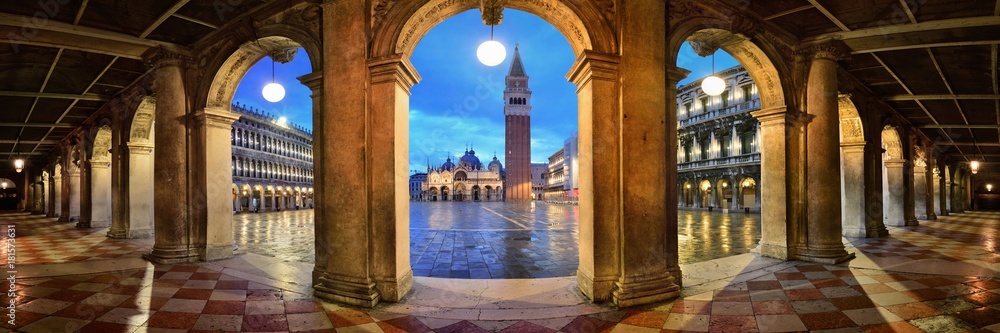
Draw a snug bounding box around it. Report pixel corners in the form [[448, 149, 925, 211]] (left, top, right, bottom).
[[507, 44, 527, 77]]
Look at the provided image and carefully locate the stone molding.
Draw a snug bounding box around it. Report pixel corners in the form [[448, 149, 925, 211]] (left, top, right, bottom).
[[142, 46, 196, 68], [567, 51, 619, 89], [367, 55, 421, 90], [192, 108, 241, 130]]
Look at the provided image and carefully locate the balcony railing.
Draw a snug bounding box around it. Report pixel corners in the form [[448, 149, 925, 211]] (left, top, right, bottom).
[[678, 153, 761, 170], [679, 99, 760, 127]]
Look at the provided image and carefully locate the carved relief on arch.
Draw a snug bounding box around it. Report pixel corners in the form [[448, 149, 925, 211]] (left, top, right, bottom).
[[881, 125, 903, 160], [384, 0, 610, 57], [130, 97, 156, 143], [913, 146, 927, 168], [91, 125, 113, 163], [838, 95, 863, 143]]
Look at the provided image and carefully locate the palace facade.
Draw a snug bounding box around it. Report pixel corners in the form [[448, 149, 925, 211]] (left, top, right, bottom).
[[419, 148, 504, 202], [230, 103, 315, 212], [677, 66, 761, 212]]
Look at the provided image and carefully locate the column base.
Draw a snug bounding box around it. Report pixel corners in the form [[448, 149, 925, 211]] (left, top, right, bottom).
[[107, 228, 152, 239], [904, 217, 919, 226], [314, 274, 380, 308], [201, 243, 234, 261], [752, 243, 793, 261], [577, 270, 615, 303], [143, 246, 198, 264], [58, 216, 69, 222], [926, 213, 937, 220], [612, 273, 681, 308], [666, 265, 682, 288], [939, 211, 949, 217], [797, 251, 855, 265], [375, 269, 413, 302]]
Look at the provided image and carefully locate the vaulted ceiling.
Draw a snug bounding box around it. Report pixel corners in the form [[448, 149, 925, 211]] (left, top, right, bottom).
[[0, 0, 998, 170], [748, 0, 1000, 168]]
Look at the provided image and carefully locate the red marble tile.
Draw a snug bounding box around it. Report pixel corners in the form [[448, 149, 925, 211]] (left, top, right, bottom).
[[327, 309, 374, 327], [829, 296, 877, 310], [916, 277, 960, 288], [670, 299, 712, 314], [499, 320, 557, 333], [86, 274, 128, 284], [861, 321, 924, 333], [51, 303, 113, 320], [78, 320, 134, 333], [900, 288, 951, 301], [967, 279, 1000, 291], [869, 274, 910, 283], [884, 302, 943, 320], [799, 311, 857, 330], [620, 309, 669, 328], [784, 288, 825, 301], [963, 291, 1000, 306], [151, 279, 187, 288], [243, 313, 289, 332], [831, 270, 858, 278], [204, 300, 246, 315], [560, 316, 615, 333], [811, 278, 848, 288], [284, 299, 321, 314], [774, 272, 807, 281], [146, 311, 201, 329], [796, 265, 828, 272], [173, 288, 213, 300], [215, 280, 250, 290], [377, 315, 433, 333], [38, 279, 79, 289], [101, 284, 145, 295], [168, 265, 201, 272], [953, 306, 1000, 327], [119, 295, 170, 310], [714, 290, 751, 302], [752, 300, 794, 315], [0, 308, 46, 330], [246, 289, 283, 300], [190, 272, 222, 280], [46, 289, 96, 302], [746, 281, 783, 291], [708, 315, 757, 333], [436, 320, 491, 333]]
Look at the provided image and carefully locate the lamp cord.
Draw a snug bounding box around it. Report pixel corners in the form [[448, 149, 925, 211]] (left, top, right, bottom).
[[490, 24, 494, 40]]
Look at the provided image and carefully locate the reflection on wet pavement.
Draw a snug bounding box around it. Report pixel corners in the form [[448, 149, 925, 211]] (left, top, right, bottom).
[[232, 205, 761, 279]]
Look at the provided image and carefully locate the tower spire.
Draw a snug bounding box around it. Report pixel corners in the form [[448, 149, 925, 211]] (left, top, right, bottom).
[[507, 44, 526, 77]]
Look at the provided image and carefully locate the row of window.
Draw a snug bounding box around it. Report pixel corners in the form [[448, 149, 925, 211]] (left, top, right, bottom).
[[682, 131, 757, 162], [680, 84, 756, 118], [231, 157, 313, 183], [231, 127, 313, 162]]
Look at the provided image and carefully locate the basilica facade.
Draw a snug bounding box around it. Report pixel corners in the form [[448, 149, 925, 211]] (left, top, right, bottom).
[[420, 148, 504, 202]]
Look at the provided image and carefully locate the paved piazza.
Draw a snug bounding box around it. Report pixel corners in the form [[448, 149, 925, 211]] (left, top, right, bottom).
[[232, 203, 762, 279]]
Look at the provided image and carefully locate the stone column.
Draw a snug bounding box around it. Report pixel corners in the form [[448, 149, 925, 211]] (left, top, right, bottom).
[[935, 171, 947, 216], [51, 173, 61, 218], [299, 72, 325, 282], [800, 46, 852, 264], [78, 160, 92, 227], [144, 47, 197, 264], [913, 160, 930, 220], [31, 177, 44, 215], [666, 66, 688, 288], [903, 158, 919, 225], [43, 174, 51, 216], [191, 107, 240, 260], [840, 141, 867, 237], [313, 0, 379, 307], [883, 159, 907, 226], [79, 160, 111, 228], [65, 163, 81, 222], [365, 56, 418, 302], [751, 107, 798, 260], [109, 143, 154, 238]]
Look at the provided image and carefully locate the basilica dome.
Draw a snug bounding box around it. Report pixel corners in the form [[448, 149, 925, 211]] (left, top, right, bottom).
[[459, 150, 483, 170]]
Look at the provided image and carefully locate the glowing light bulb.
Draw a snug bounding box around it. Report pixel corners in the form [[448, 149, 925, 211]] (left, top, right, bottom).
[[14, 159, 24, 173], [262, 82, 285, 103], [971, 160, 980, 174], [701, 75, 725, 96], [477, 40, 506, 66]]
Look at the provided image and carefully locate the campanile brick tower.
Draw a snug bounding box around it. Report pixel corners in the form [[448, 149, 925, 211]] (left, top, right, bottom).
[[504, 45, 531, 200]]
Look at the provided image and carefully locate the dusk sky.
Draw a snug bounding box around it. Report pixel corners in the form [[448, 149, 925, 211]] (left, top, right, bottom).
[[233, 9, 737, 173]]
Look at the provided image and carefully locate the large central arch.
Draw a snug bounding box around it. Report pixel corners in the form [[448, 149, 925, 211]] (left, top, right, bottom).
[[315, 0, 679, 307]]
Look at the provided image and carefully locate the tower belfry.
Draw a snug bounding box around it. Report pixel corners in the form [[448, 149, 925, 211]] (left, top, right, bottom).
[[504, 45, 532, 200]]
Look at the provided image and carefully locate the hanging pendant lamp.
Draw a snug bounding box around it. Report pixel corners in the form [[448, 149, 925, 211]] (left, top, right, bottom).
[[477, 0, 506, 66], [262, 58, 285, 103], [701, 51, 725, 96]]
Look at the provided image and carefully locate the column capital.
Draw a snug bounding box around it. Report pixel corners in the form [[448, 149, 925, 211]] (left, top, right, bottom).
[[751, 106, 800, 125], [192, 107, 240, 130], [566, 51, 620, 89], [667, 66, 691, 83], [297, 72, 324, 91], [142, 46, 195, 68], [797, 41, 850, 62], [126, 142, 155, 155], [367, 55, 421, 91], [87, 160, 111, 169]]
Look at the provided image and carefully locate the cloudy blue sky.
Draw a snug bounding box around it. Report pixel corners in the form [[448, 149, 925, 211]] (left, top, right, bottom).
[[233, 9, 737, 173]]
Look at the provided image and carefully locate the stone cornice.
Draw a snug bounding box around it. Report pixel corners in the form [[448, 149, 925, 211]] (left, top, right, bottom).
[[193, 107, 241, 130], [367, 55, 421, 90], [566, 50, 619, 89], [142, 46, 196, 68]]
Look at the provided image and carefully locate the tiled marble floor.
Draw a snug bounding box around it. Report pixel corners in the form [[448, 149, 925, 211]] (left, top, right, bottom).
[[3, 210, 1000, 332]]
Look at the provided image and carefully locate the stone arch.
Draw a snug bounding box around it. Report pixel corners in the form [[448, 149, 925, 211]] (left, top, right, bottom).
[[90, 124, 113, 163], [197, 5, 322, 111], [838, 95, 864, 143], [882, 126, 903, 160], [668, 8, 793, 110], [881, 125, 907, 226], [371, 0, 615, 58], [129, 96, 156, 144]]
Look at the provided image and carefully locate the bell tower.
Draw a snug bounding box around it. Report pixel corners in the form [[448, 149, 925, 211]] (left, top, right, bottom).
[[504, 45, 531, 200]]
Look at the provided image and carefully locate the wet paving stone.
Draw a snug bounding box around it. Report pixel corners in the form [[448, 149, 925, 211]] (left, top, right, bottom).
[[232, 204, 762, 279]]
